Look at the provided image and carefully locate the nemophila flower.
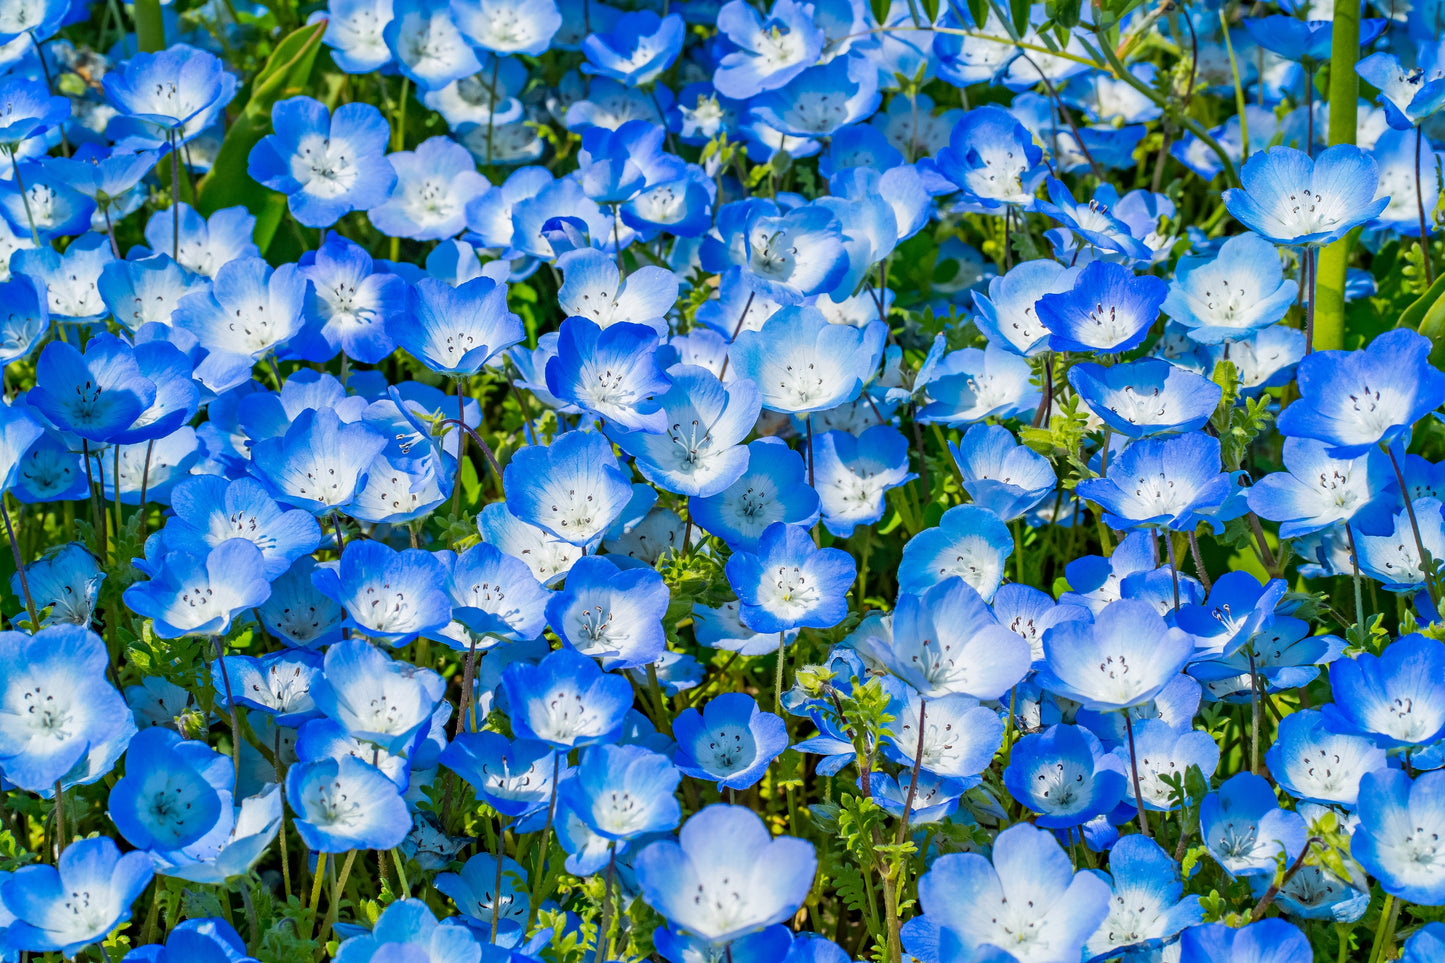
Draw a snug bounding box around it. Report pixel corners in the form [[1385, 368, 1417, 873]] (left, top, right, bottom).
[[915, 341, 1041, 426], [1277, 328, 1445, 458], [906, 822, 1110, 963], [737, 315, 884, 416], [1036, 178, 1153, 262], [1357, 52, 1445, 131], [501, 648, 633, 749], [504, 430, 634, 547], [312, 541, 451, 645], [142, 204, 260, 279], [130, 783, 280, 883], [1, 836, 153, 956], [950, 423, 1055, 522], [295, 717, 412, 788], [393, 274, 521, 376], [441, 731, 561, 818], [123, 541, 272, 639], [1069, 358, 1221, 439], [433, 853, 530, 933], [1322, 634, 1445, 748], [882, 688, 1002, 783], [810, 425, 914, 537], [1247, 437, 1392, 538], [1266, 709, 1387, 808], [750, 57, 881, 140], [0, 273, 48, 364], [1353, 768, 1445, 903], [880, 577, 1031, 700], [991, 583, 1091, 665], [13, 542, 103, 630], [450, 0, 561, 55], [439, 542, 551, 646], [1162, 232, 1302, 343], [545, 316, 671, 431], [27, 335, 155, 443], [158, 475, 323, 580], [971, 259, 1076, 357], [102, 44, 238, 148], [1035, 259, 1167, 355], [725, 522, 854, 634], [1403, 923, 1445, 963], [0, 78, 69, 148], [560, 743, 681, 839], [475, 501, 586, 586], [896, 504, 1013, 598], [617, 364, 759, 498], [214, 649, 324, 728], [1198, 772, 1308, 878], [1081, 833, 1202, 963], [931, 104, 1048, 213], [1173, 571, 1287, 663], [1117, 719, 1222, 813], [292, 237, 403, 363], [320, 0, 394, 72], [286, 755, 410, 852], [738, 205, 851, 299], [693, 600, 799, 657], [248, 97, 397, 228], [171, 256, 307, 391], [546, 554, 669, 668], [334, 899, 483, 963], [382, 0, 481, 89], [311, 638, 445, 754], [1076, 432, 1238, 532], [249, 408, 389, 515], [109, 727, 230, 852], [557, 248, 678, 333], [42, 144, 161, 220], [673, 693, 787, 790], [368, 136, 487, 240], [1223, 145, 1387, 246], [581, 11, 684, 86], [1037, 599, 1192, 710], [14, 234, 116, 325], [0, 625, 133, 792], [633, 804, 817, 945], [256, 556, 346, 649], [1003, 723, 1127, 829], [1356, 496, 1445, 591], [1179, 919, 1312, 963], [712, 0, 823, 99]]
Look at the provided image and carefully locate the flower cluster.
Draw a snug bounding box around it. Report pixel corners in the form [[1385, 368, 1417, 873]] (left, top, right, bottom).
[[1, 0, 1445, 962]]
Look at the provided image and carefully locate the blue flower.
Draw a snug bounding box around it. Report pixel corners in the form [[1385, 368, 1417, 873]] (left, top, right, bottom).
[[433, 854, 530, 935], [880, 576, 1031, 699], [248, 97, 396, 227], [123, 917, 257, 963], [950, 423, 1055, 521], [1, 836, 154, 955], [109, 727, 231, 853], [915, 341, 1041, 426], [1276, 328, 1445, 458], [559, 743, 682, 837], [1223, 145, 1387, 247], [1114, 719, 1221, 812], [159, 475, 323, 579], [1179, 919, 1312, 963], [1358, 52, 1445, 130], [931, 104, 1047, 213], [1355, 768, 1445, 902], [1265, 709, 1387, 808], [971, 258, 1076, 357], [1082, 833, 1202, 963], [1247, 437, 1393, 538], [501, 648, 633, 749], [293, 235, 405, 364], [440, 542, 552, 645], [257, 557, 347, 649], [725, 522, 854, 633], [440, 731, 562, 818], [1069, 358, 1222, 439], [1036, 259, 1167, 354], [312, 541, 452, 645], [546, 315, 671, 431], [368, 135, 488, 239], [123, 540, 272, 639], [213, 650, 324, 727], [249, 408, 390, 515], [906, 822, 1109, 963], [691, 437, 820, 552], [391, 274, 522, 376], [1162, 232, 1299, 343], [1004, 723, 1127, 829], [0, 78, 69, 147], [172, 256, 308, 392], [810, 425, 914, 537], [28, 335, 156, 443], [582, 11, 685, 87], [12, 542, 104, 630], [504, 430, 635, 547], [286, 755, 411, 852], [633, 804, 817, 944], [546, 554, 670, 668], [334, 899, 483, 963], [617, 364, 759, 497], [673, 693, 788, 790], [450, 0, 561, 56], [1322, 634, 1445, 748], [713, 0, 823, 99], [897, 504, 1013, 598], [1037, 599, 1193, 710], [1075, 432, 1238, 532], [737, 206, 851, 299], [557, 248, 678, 333], [1199, 772, 1308, 878], [750, 56, 881, 140], [312, 638, 445, 754], [102, 44, 238, 148], [882, 688, 1002, 783]]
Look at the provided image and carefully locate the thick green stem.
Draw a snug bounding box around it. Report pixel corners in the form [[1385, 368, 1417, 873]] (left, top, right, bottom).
[[1313, 0, 1362, 351], [134, 0, 166, 50]]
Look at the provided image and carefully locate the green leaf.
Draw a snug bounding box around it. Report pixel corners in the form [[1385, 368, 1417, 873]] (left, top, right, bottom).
[[134, 0, 166, 51], [195, 21, 329, 248], [871, 0, 893, 28], [1008, 0, 1029, 36], [966, 0, 990, 28]]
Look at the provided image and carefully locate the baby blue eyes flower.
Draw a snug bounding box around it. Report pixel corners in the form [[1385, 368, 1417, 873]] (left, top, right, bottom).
[[673, 693, 787, 790], [1223, 145, 1388, 247], [810, 424, 915, 537], [581, 11, 685, 87], [546, 316, 672, 431], [311, 639, 446, 754], [931, 104, 1048, 213], [881, 576, 1031, 700], [1075, 432, 1238, 533], [633, 804, 817, 945], [1036, 259, 1167, 355], [334, 898, 483, 963], [1081, 833, 1203, 963], [504, 429, 636, 547], [286, 755, 411, 852], [450, 0, 562, 56], [501, 648, 633, 749], [1037, 599, 1193, 711], [1003, 723, 1127, 829], [949, 423, 1056, 522], [617, 364, 759, 498], [1198, 772, 1308, 878], [102, 43, 238, 148], [2, 836, 154, 956], [1357, 52, 1445, 131], [1265, 709, 1387, 808], [1321, 634, 1445, 749], [367, 135, 488, 240], [312, 541, 452, 645], [1069, 357, 1222, 439], [28, 335, 157, 443], [713, 0, 823, 100], [897, 503, 1013, 598], [724, 522, 855, 633], [440, 731, 562, 818], [1353, 768, 1445, 905], [907, 822, 1110, 963], [546, 554, 669, 668], [729, 306, 885, 415], [1179, 918, 1313, 963], [248, 96, 397, 228], [122, 539, 272, 639], [108, 727, 231, 853], [392, 274, 524, 377], [123, 917, 254, 963], [1162, 232, 1302, 343], [559, 742, 682, 837]]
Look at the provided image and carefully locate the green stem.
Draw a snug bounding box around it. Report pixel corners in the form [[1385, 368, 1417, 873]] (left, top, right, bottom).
[[1368, 893, 1400, 963], [134, 0, 166, 49], [1313, 0, 1362, 351]]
